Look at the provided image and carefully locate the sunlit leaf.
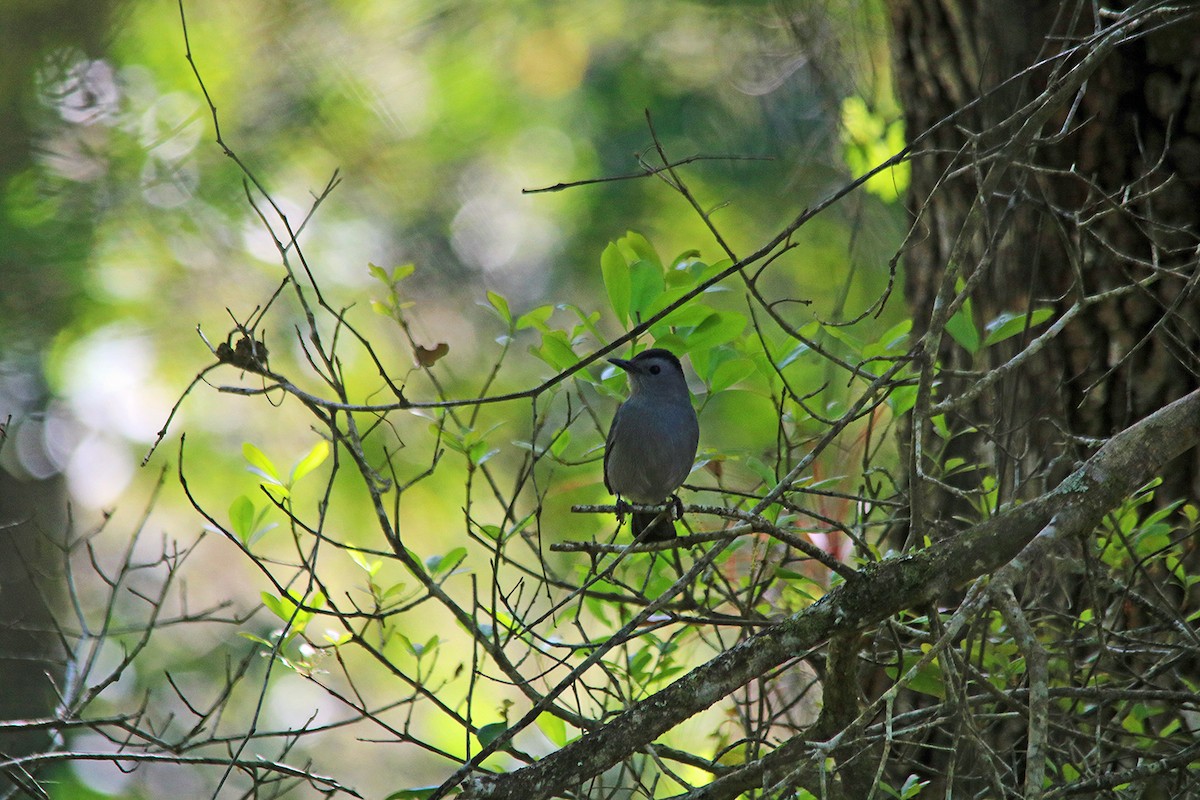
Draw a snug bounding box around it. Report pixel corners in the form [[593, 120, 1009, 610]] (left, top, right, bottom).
[[484, 290, 512, 324], [243, 442, 282, 484], [229, 495, 255, 541], [600, 241, 631, 325], [619, 230, 662, 270], [291, 440, 330, 484], [536, 711, 567, 747], [515, 304, 554, 332]]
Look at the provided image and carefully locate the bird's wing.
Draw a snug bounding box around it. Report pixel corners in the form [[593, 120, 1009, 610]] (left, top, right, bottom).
[[603, 403, 622, 495]]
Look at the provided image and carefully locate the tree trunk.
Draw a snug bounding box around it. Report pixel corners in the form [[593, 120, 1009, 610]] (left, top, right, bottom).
[[889, 0, 1200, 525], [884, 0, 1200, 793]]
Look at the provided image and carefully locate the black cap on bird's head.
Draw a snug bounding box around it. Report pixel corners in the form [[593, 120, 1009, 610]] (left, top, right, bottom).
[[608, 348, 688, 397], [607, 347, 683, 374]]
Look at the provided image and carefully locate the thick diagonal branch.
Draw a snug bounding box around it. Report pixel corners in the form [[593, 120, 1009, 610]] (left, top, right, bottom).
[[459, 388, 1200, 800]]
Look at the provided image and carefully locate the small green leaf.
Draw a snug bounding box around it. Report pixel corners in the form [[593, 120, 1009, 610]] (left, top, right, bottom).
[[671, 249, 702, 269], [384, 787, 439, 800], [709, 357, 755, 393], [324, 629, 352, 646], [600, 242, 631, 325], [485, 290, 512, 325], [229, 495, 256, 541], [620, 230, 662, 270], [261, 591, 296, 623], [981, 308, 1054, 347], [944, 307, 980, 353], [348, 549, 382, 576], [291, 440, 330, 484], [889, 384, 918, 416], [628, 260, 664, 322], [549, 429, 571, 458], [261, 483, 289, 502], [238, 632, 273, 647], [536, 711, 568, 747], [243, 442, 281, 484], [427, 547, 467, 575], [744, 456, 777, 487], [381, 581, 409, 600], [531, 330, 578, 371], [683, 312, 747, 352], [627, 648, 653, 678], [476, 722, 508, 748], [515, 304, 554, 332], [899, 774, 929, 799]]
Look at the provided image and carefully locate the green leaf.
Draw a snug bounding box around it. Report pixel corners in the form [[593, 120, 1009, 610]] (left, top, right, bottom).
[[238, 632, 273, 647], [628, 260, 664, 323], [291, 440, 330, 484], [981, 308, 1054, 347], [243, 442, 281, 484], [367, 262, 390, 283], [348, 548, 382, 577], [671, 249, 702, 269], [899, 774, 929, 799], [229, 495, 256, 541], [384, 787, 439, 800], [744, 456, 777, 487], [619, 230, 662, 270], [709, 356, 755, 393], [324, 629, 352, 646], [550, 429, 571, 458], [476, 722, 508, 748], [427, 547, 467, 575], [485, 290, 512, 325], [889, 384, 918, 416], [536, 712, 567, 747], [943, 278, 979, 353], [261, 591, 297, 623], [683, 312, 747, 352], [600, 242, 631, 325], [261, 483, 290, 502], [653, 302, 714, 331], [261, 590, 322, 632], [944, 307, 980, 353], [627, 648, 653, 678], [515, 304, 554, 332], [531, 330, 578, 371], [381, 581, 408, 600]]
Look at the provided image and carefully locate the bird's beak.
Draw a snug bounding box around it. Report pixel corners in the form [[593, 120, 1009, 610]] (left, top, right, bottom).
[[607, 357, 634, 372]]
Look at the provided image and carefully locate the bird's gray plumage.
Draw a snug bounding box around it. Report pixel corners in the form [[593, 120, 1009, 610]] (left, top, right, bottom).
[[604, 348, 699, 541]]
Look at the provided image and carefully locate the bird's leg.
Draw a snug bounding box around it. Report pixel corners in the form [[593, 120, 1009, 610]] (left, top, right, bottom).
[[614, 497, 631, 524], [669, 494, 684, 520]]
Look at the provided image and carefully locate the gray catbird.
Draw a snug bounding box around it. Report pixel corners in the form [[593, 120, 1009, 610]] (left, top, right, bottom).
[[604, 348, 699, 541]]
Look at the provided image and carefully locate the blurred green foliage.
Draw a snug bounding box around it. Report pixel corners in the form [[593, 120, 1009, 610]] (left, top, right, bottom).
[[2, 0, 917, 795]]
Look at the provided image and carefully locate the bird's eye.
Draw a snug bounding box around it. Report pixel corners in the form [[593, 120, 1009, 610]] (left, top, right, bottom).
[[649, 365, 661, 375]]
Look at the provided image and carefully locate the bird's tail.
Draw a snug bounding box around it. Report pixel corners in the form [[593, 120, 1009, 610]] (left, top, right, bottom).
[[632, 510, 676, 541]]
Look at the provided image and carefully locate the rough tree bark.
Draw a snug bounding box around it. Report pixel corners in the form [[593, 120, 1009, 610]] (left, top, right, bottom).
[[882, 0, 1200, 793], [888, 0, 1200, 520]]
